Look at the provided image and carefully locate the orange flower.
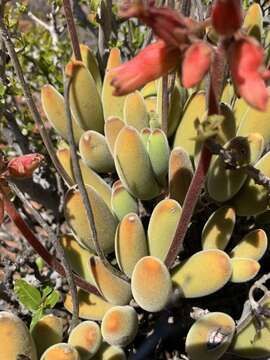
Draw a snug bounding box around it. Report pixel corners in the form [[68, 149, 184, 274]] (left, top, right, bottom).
[[7, 153, 44, 179], [110, 40, 180, 96], [181, 41, 213, 88], [211, 0, 243, 37], [229, 37, 269, 111]]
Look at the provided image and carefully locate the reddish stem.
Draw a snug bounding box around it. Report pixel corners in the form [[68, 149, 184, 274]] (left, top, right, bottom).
[[3, 193, 101, 297], [165, 145, 212, 267], [165, 46, 225, 268], [63, 0, 82, 61]]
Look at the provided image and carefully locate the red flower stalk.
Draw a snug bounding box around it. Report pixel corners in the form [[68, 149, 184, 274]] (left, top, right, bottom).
[[229, 37, 270, 111], [181, 41, 213, 88], [7, 153, 44, 179], [111, 40, 180, 96], [0, 194, 4, 225], [211, 0, 243, 37]]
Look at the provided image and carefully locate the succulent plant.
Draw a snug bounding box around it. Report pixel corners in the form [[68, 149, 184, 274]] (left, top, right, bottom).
[[147, 199, 182, 261], [89, 256, 132, 305], [0, 311, 37, 360], [64, 186, 117, 254], [101, 306, 138, 346], [30, 8, 270, 358], [40, 343, 80, 360], [93, 343, 126, 360], [201, 206, 236, 251], [231, 298, 270, 358], [64, 289, 113, 321], [172, 249, 232, 298], [115, 213, 148, 277], [2, 0, 270, 360], [68, 321, 102, 359], [186, 312, 235, 360], [31, 314, 63, 358], [79, 131, 115, 174], [131, 256, 172, 312]]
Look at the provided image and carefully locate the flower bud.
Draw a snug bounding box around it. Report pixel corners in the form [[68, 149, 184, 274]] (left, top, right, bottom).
[[211, 0, 243, 37], [7, 154, 44, 179]]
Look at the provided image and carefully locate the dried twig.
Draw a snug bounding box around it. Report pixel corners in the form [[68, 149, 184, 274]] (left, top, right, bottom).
[[9, 182, 79, 330], [28, 11, 59, 46], [235, 274, 270, 335]]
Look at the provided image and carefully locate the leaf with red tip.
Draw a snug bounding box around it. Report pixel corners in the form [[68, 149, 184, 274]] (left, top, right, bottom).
[[182, 42, 212, 88]]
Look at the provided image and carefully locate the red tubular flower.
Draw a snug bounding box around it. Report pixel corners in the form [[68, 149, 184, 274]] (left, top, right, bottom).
[[110, 40, 180, 96], [119, 0, 192, 47], [7, 153, 44, 179], [181, 41, 213, 88], [229, 37, 269, 111], [211, 0, 243, 37]]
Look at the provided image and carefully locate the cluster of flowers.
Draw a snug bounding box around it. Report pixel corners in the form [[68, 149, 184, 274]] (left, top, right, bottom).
[[111, 0, 270, 111]]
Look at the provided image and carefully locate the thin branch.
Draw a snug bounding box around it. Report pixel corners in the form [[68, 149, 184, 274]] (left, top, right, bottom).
[[9, 182, 79, 330], [161, 75, 169, 135], [62, 0, 82, 61], [64, 76, 129, 282], [1, 186, 101, 297], [97, 0, 112, 69], [165, 145, 212, 267], [28, 11, 58, 46], [0, 18, 73, 188]]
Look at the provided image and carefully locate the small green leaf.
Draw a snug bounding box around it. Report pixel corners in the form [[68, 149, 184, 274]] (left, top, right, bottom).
[[41, 285, 53, 300], [14, 279, 42, 311], [30, 307, 44, 332], [35, 257, 45, 272], [44, 290, 60, 309], [0, 83, 6, 97]]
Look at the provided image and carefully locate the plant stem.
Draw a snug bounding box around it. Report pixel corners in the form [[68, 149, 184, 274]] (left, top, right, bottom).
[[63, 0, 82, 61], [161, 75, 169, 135], [64, 76, 129, 282], [0, 19, 73, 188], [165, 46, 225, 268], [165, 146, 212, 267], [2, 187, 101, 297], [9, 182, 79, 329]]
